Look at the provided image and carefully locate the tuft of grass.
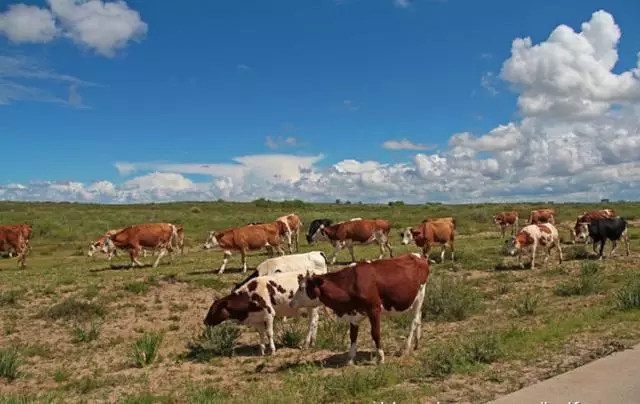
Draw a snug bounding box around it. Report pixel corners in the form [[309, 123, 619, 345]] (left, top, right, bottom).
[[565, 245, 590, 260], [314, 317, 348, 350], [0, 289, 23, 306], [187, 386, 230, 403], [124, 281, 150, 294], [131, 332, 164, 368], [278, 322, 305, 348], [321, 365, 400, 402], [554, 262, 601, 297], [423, 275, 482, 322], [613, 277, 640, 311], [72, 321, 101, 343], [0, 346, 22, 382], [185, 324, 241, 361], [39, 297, 106, 322], [512, 292, 539, 316]]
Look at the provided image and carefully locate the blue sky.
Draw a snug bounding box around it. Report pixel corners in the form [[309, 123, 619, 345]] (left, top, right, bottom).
[[1, 0, 640, 203]]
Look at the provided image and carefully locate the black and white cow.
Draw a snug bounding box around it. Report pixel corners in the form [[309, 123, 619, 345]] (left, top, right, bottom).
[[575, 217, 630, 259]]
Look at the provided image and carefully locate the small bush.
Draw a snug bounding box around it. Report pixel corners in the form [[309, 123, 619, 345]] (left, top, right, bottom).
[[614, 277, 640, 311], [125, 282, 149, 294], [131, 332, 164, 368], [554, 264, 601, 297], [185, 324, 241, 361], [278, 322, 305, 348], [72, 322, 101, 343], [513, 292, 539, 316], [0, 347, 21, 382], [565, 245, 590, 260], [40, 298, 105, 322], [0, 290, 22, 306], [464, 331, 503, 364], [423, 275, 482, 322], [321, 365, 400, 402], [314, 317, 348, 350]]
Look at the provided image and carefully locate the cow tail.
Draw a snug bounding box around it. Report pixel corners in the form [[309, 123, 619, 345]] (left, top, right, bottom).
[[319, 251, 328, 265]]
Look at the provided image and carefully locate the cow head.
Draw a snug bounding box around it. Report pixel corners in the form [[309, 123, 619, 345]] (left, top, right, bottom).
[[505, 231, 532, 256], [307, 223, 327, 245], [203, 295, 232, 327], [400, 227, 415, 245], [491, 215, 498, 224], [203, 231, 220, 249], [87, 241, 101, 257], [574, 222, 590, 242], [289, 271, 323, 309]]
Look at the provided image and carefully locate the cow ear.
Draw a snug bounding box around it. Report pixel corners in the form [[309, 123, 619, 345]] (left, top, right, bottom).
[[319, 224, 325, 229]]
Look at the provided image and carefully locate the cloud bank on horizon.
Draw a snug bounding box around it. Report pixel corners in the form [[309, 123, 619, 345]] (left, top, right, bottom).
[[1, 4, 640, 204]]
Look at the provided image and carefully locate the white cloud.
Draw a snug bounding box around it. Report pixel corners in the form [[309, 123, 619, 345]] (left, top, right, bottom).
[[0, 0, 147, 57], [383, 138, 436, 151], [342, 99, 360, 111], [2, 10, 640, 204], [265, 135, 297, 150], [394, 0, 410, 8]]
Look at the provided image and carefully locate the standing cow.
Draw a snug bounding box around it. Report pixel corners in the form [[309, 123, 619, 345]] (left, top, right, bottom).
[[528, 208, 556, 225], [315, 218, 392, 265], [400, 218, 455, 263], [276, 213, 302, 254], [574, 217, 630, 259], [0, 225, 29, 268], [290, 253, 430, 365], [103, 223, 178, 268], [571, 209, 616, 244], [505, 223, 563, 270], [492, 211, 519, 238]]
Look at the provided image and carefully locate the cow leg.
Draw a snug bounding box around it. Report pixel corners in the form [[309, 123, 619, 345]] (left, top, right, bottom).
[[623, 230, 631, 256], [152, 248, 167, 268], [423, 243, 435, 264], [275, 244, 285, 257], [346, 241, 356, 263], [501, 225, 506, 238], [440, 244, 446, 263], [368, 309, 384, 364], [609, 240, 618, 258], [130, 247, 144, 267], [303, 307, 320, 349], [598, 240, 606, 260], [450, 236, 456, 261], [265, 314, 276, 355], [254, 323, 267, 356], [404, 282, 426, 355], [557, 240, 564, 264], [329, 242, 342, 265], [530, 243, 537, 270], [241, 249, 248, 273], [294, 230, 300, 253], [218, 250, 232, 274], [286, 231, 293, 254]]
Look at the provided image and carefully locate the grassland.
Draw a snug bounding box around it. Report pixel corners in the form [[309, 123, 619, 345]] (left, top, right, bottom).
[[1, 199, 640, 404]]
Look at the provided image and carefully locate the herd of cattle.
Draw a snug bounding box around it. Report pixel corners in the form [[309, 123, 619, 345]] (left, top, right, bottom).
[[0, 207, 633, 364]]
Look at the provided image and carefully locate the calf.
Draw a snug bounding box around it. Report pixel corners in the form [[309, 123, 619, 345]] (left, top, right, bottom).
[[401, 219, 455, 263], [492, 211, 519, 238], [203, 221, 287, 274], [0, 225, 28, 268], [317, 218, 393, 264], [306, 217, 362, 245], [575, 217, 630, 259], [506, 223, 563, 270], [528, 208, 556, 225], [103, 223, 178, 268], [203, 270, 325, 355], [276, 213, 303, 253], [290, 253, 430, 365], [572, 209, 616, 244]]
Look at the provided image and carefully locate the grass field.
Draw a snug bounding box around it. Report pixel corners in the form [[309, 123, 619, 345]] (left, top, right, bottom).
[[2, 199, 640, 404]]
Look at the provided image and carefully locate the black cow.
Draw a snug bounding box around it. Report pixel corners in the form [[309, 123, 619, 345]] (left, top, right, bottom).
[[306, 218, 334, 244], [580, 217, 630, 259]]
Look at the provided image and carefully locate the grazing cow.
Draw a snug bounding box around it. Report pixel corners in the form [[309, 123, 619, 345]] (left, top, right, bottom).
[[203, 270, 325, 355], [575, 217, 630, 259], [203, 221, 287, 274], [276, 213, 303, 253], [289, 253, 430, 365], [2, 223, 32, 258], [316, 218, 393, 264], [528, 208, 556, 225], [0, 225, 28, 268], [492, 211, 519, 238], [88, 228, 159, 260], [306, 217, 363, 245], [400, 219, 455, 263], [103, 223, 178, 268], [505, 223, 563, 270], [571, 209, 617, 244]]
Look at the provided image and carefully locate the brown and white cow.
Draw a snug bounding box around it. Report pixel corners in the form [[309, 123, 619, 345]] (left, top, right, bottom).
[[505, 223, 563, 270], [400, 219, 455, 263], [492, 211, 519, 238], [316, 218, 393, 265], [2, 223, 32, 258], [103, 223, 178, 268], [0, 225, 29, 268], [571, 209, 617, 244], [276, 213, 302, 254], [204, 269, 326, 356], [203, 221, 287, 274], [528, 208, 556, 225], [290, 253, 430, 365], [88, 228, 162, 260]]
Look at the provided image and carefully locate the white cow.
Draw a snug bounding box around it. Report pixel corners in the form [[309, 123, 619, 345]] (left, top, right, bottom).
[[505, 223, 563, 270], [203, 269, 326, 355]]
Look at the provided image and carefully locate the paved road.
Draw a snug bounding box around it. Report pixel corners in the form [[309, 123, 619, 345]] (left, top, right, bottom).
[[487, 343, 640, 404]]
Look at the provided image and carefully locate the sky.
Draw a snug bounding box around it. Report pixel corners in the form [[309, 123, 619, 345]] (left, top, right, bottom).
[[0, 0, 639, 204]]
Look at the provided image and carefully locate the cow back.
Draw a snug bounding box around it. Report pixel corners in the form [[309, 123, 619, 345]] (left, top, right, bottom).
[[420, 220, 454, 244]]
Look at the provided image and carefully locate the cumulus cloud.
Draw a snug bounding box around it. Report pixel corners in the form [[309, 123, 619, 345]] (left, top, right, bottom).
[[383, 138, 436, 151], [394, 0, 410, 8], [0, 0, 147, 57], [2, 10, 640, 204]]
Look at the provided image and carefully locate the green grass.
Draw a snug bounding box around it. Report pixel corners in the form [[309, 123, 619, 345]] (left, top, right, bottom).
[[1, 200, 640, 403]]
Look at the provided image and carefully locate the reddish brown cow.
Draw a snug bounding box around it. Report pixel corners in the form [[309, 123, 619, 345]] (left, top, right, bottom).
[[103, 223, 178, 268], [203, 221, 287, 274], [2, 223, 32, 258], [528, 208, 556, 225], [571, 209, 617, 244], [492, 211, 519, 237], [400, 219, 455, 263], [0, 225, 28, 268], [317, 218, 393, 265], [276, 213, 302, 253], [289, 253, 430, 365]]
